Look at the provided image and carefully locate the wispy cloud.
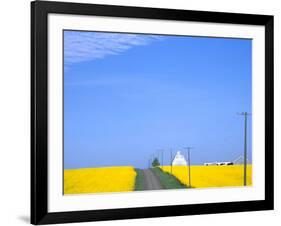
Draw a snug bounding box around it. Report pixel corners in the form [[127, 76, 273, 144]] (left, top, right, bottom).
[[64, 31, 162, 65]]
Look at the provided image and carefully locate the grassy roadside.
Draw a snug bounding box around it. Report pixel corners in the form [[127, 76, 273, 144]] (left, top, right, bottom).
[[151, 167, 187, 189], [134, 169, 144, 191]]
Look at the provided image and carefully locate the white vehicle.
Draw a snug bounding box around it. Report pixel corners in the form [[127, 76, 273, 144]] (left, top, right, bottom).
[[204, 162, 217, 166], [222, 162, 234, 165], [204, 162, 234, 166]]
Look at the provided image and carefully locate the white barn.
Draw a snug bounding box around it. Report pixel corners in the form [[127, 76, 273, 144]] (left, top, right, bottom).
[[172, 151, 187, 166]]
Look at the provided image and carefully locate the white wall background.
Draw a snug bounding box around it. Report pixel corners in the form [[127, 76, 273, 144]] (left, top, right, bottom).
[[0, 0, 279, 225]]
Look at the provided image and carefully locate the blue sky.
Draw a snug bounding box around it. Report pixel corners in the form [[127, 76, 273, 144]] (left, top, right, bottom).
[[64, 30, 252, 169]]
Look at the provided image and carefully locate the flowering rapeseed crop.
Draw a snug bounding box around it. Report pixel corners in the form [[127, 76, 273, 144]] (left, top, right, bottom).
[[64, 166, 136, 194], [162, 165, 252, 188]]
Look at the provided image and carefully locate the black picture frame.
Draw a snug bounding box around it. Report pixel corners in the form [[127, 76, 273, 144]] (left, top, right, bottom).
[[31, 0, 274, 224]]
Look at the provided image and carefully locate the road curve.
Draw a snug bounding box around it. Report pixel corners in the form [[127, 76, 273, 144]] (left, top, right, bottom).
[[142, 169, 163, 190]]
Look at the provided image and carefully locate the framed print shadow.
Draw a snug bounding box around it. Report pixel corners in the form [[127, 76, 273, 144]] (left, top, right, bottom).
[[31, 0, 274, 224]]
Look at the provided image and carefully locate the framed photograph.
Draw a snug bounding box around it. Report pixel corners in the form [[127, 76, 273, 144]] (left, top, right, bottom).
[[31, 0, 274, 224]]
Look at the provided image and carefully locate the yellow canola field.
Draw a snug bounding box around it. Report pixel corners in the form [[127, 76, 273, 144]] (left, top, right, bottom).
[[64, 166, 136, 194], [162, 165, 252, 188]]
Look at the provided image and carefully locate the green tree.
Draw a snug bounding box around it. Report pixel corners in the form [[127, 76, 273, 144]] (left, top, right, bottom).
[[152, 158, 160, 167]]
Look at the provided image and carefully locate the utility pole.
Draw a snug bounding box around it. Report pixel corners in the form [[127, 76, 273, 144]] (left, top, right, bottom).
[[184, 147, 194, 188], [162, 149, 164, 169], [170, 149, 173, 174], [238, 112, 251, 186], [158, 149, 164, 169]]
